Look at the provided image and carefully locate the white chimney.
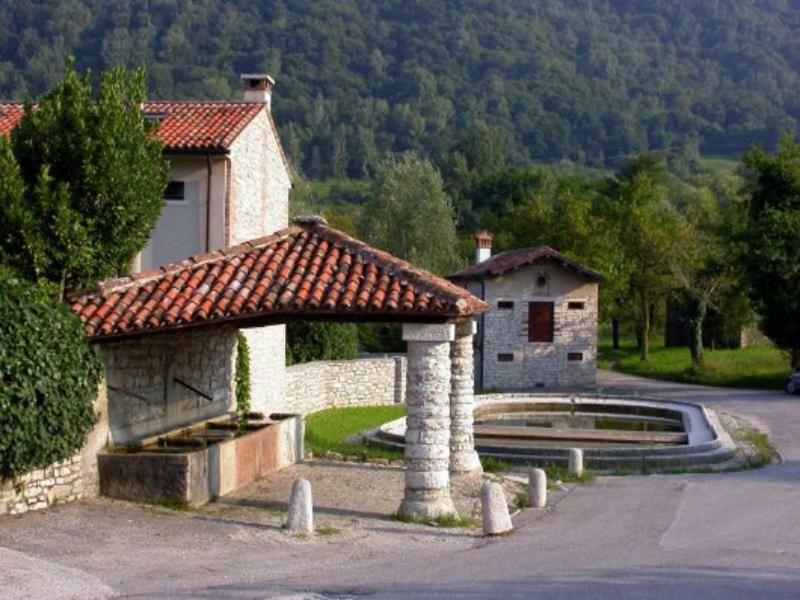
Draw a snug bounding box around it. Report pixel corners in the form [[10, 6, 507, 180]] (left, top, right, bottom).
[[240, 74, 275, 108], [475, 230, 493, 264]]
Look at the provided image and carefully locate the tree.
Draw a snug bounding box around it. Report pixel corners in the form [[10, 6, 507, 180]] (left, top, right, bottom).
[[361, 153, 460, 275], [286, 321, 359, 365], [0, 59, 168, 298], [738, 136, 800, 369], [671, 183, 730, 366], [606, 162, 682, 361]]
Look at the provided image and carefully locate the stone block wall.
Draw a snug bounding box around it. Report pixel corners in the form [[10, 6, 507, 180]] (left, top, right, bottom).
[[282, 355, 407, 415], [243, 325, 286, 415], [0, 455, 83, 516], [101, 326, 238, 444], [478, 264, 599, 390]]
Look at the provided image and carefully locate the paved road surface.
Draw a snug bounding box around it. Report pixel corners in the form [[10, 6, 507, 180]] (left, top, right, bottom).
[[2, 371, 799, 599]]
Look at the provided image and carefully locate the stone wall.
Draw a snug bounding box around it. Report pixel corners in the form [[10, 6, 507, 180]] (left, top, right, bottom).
[[101, 326, 238, 445], [0, 455, 84, 516], [468, 263, 599, 390], [228, 109, 291, 416], [282, 355, 407, 415]]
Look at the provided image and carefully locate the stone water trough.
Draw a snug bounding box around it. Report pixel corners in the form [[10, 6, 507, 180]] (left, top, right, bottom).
[[98, 413, 303, 506]]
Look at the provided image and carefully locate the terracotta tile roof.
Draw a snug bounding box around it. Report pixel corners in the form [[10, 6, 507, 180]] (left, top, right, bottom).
[[0, 101, 265, 152], [70, 218, 489, 340], [450, 247, 604, 283], [0, 103, 23, 136], [143, 101, 264, 151]]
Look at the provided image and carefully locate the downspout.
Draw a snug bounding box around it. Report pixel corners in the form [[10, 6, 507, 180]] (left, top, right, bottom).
[[478, 279, 486, 390], [205, 153, 213, 252]]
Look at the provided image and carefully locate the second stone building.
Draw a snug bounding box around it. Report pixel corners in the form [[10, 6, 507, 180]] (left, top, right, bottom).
[[450, 232, 603, 391]]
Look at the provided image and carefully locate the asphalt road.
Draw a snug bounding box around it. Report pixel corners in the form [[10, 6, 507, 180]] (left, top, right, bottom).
[[2, 371, 799, 599]]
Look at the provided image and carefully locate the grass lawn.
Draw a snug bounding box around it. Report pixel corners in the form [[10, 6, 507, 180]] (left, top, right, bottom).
[[598, 337, 789, 390], [305, 405, 406, 460]]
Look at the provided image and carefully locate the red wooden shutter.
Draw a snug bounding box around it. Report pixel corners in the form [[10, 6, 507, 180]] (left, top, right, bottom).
[[528, 302, 554, 342]]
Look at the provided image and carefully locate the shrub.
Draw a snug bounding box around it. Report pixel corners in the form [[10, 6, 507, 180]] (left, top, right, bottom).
[[235, 331, 252, 412], [286, 321, 359, 365], [0, 270, 100, 481]]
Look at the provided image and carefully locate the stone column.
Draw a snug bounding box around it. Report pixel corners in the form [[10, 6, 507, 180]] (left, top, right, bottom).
[[450, 320, 482, 474], [398, 323, 456, 519]]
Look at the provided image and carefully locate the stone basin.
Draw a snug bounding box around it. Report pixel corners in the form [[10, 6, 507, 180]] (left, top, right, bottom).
[[370, 394, 736, 470]]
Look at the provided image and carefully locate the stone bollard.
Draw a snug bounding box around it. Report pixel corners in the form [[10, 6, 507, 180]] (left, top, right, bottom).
[[285, 478, 313, 534], [568, 448, 584, 477], [528, 468, 547, 508], [481, 482, 513, 536]]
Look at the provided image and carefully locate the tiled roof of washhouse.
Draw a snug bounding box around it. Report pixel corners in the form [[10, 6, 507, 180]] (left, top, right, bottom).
[[70, 218, 490, 340], [0, 101, 265, 152], [450, 246, 604, 283]]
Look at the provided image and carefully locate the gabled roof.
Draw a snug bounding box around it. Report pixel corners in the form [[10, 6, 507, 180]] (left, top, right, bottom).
[[449, 247, 604, 283], [0, 101, 265, 153], [69, 218, 489, 340]]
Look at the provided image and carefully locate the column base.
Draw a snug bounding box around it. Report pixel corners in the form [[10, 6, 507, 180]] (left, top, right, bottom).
[[398, 491, 456, 520], [450, 450, 483, 475]]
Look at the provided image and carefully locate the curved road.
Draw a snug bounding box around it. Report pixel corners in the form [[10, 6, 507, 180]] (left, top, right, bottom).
[[1, 371, 799, 599]]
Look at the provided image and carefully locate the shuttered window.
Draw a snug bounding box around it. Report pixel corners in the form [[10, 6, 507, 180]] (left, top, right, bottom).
[[528, 302, 554, 343]]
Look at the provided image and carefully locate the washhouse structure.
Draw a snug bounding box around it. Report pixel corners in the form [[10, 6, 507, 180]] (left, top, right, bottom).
[[451, 232, 603, 390], [0, 73, 292, 416], [69, 217, 490, 519]]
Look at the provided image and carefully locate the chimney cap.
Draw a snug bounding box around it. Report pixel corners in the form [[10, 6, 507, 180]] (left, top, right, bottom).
[[475, 230, 493, 248], [240, 73, 275, 89]]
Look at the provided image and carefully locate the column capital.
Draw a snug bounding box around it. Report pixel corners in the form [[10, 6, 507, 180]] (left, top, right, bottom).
[[454, 319, 477, 338], [402, 322, 455, 343]]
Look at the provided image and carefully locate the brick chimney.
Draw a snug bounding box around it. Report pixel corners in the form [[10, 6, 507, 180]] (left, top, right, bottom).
[[240, 74, 275, 108], [475, 230, 493, 264]]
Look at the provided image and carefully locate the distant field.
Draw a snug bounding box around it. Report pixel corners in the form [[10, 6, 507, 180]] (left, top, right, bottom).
[[697, 155, 740, 176], [598, 337, 788, 391]]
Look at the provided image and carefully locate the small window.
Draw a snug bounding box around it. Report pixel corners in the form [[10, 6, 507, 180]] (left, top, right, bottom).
[[497, 353, 514, 363], [567, 352, 583, 362], [568, 301, 585, 310], [165, 181, 185, 202], [498, 301, 514, 309], [536, 275, 548, 287]]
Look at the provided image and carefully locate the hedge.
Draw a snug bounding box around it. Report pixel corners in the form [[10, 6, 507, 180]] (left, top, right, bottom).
[[0, 270, 100, 481]]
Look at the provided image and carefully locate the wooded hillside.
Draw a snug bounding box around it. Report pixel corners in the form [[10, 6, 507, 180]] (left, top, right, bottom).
[[2, 0, 800, 177]]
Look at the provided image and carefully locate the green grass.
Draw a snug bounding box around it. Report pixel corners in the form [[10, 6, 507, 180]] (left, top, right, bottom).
[[315, 526, 341, 536], [598, 337, 788, 390], [392, 512, 479, 528], [697, 155, 739, 176], [514, 492, 531, 509], [480, 456, 595, 484], [305, 405, 406, 461]]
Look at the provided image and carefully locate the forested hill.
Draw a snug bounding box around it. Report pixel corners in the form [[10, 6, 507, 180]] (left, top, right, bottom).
[[2, 0, 800, 178]]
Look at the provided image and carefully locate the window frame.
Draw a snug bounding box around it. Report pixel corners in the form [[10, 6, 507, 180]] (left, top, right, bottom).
[[164, 180, 187, 204]]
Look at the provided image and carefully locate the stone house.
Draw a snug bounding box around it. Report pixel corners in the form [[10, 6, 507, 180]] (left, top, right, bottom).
[[450, 231, 603, 390], [0, 74, 292, 414]]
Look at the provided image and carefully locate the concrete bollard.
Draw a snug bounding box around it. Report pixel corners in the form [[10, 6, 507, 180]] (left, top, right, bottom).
[[528, 468, 547, 508], [568, 448, 584, 477], [481, 482, 513, 536], [285, 478, 314, 534]]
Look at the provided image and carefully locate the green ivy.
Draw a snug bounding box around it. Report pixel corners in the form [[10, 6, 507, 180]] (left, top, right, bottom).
[[0, 269, 100, 481], [235, 332, 251, 412]]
